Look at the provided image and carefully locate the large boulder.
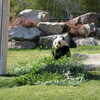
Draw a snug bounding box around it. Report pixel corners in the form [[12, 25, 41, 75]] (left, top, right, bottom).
[[69, 12, 100, 27], [18, 9, 50, 23], [8, 40, 35, 49], [39, 33, 70, 49], [9, 26, 42, 41], [72, 37, 99, 46], [38, 22, 65, 35]]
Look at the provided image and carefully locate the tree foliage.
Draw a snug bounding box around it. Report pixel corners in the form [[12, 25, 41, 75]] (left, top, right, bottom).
[[77, 0, 100, 13], [10, 0, 100, 21], [10, 0, 36, 20], [35, 0, 62, 19], [10, 0, 62, 20]]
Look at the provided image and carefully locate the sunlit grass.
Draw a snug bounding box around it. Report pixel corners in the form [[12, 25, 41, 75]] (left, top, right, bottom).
[[7, 49, 51, 73], [71, 45, 100, 54], [7, 45, 100, 69], [0, 80, 100, 100], [7, 45, 100, 73]]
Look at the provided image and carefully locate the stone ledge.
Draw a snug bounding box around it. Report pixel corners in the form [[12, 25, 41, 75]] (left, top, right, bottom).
[[74, 54, 100, 71]]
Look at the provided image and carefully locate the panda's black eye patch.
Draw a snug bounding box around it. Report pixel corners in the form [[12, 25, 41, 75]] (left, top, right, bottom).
[[58, 42, 61, 45]]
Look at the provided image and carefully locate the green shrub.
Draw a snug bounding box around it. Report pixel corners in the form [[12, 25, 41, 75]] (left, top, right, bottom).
[[13, 55, 86, 86]]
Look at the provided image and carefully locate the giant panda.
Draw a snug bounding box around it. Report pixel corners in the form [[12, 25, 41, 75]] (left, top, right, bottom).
[[52, 36, 71, 60]]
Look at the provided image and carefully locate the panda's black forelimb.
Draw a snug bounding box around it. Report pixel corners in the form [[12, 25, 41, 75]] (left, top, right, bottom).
[[52, 46, 71, 60]]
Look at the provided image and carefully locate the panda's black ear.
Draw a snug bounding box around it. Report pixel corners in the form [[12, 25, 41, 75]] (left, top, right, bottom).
[[54, 36, 57, 39], [62, 36, 65, 40]]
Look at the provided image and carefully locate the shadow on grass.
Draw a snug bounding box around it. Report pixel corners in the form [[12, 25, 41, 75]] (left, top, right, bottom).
[[0, 74, 17, 77], [85, 71, 100, 80]]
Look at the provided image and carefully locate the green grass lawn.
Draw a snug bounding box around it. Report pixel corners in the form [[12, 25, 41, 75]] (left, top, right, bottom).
[[7, 49, 51, 73], [0, 81, 100, 100], [7, 45, 100, 71], [0, 45, 100, 100]]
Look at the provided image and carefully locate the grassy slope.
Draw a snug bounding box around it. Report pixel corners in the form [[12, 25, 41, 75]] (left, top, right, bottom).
[[0, 81, 100, 100], [0, 45, 100, 100], [7, 49, 51, 73], [7, 45, 100, 73], [7, 45, 100, 69], [71, 45, 100, 54]]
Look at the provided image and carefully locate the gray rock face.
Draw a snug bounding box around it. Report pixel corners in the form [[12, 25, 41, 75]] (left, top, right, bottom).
[[9, 26, 42, 40], [74, 53, 100, 71], [70, 12, 100, 26], [18, 9, 50, 23], [39, 33, 70, 49], [72, 37, 99, 46], [38, 22, 65, 35], [8, 40, 35, 49]]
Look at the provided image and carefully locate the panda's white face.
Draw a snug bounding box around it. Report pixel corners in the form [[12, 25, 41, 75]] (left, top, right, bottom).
[[53, 37, 67, 48]]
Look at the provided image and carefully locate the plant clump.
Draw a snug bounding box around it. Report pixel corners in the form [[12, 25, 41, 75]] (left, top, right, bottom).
[[65, 22, 84, 36], [9, 17, 37, 29], [13, 55, 87, 86]]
